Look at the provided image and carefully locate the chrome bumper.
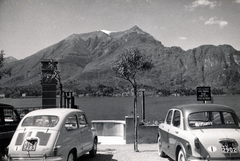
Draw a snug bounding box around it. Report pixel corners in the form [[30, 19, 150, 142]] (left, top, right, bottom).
[[188, 156, 240, 161], [7, 156, 63, 161]]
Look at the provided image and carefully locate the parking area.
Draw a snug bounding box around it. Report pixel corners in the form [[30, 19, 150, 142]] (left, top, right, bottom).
[[2, 144, 172, 161], [78, 143, 173, 161], [2, 137, 173, 161]]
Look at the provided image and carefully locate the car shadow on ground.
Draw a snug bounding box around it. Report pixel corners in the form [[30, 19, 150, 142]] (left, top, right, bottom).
[[77, 154, 117, 161], [161, 156, 174, 161]]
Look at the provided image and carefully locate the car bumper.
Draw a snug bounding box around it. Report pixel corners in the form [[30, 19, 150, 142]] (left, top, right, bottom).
[[187, 157, 208, 161], [188, 156, 240, 161], [7, 156, 63, 161]]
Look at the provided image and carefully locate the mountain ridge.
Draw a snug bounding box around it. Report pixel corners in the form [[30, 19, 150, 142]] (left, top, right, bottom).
[[1, 26, 240, 93]]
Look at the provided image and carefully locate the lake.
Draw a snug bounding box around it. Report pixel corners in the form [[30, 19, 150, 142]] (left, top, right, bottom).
[[0, 95, 240, 122]]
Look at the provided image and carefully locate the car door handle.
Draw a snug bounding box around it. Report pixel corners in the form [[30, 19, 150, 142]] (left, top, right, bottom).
[[175, 131, 179, 134]]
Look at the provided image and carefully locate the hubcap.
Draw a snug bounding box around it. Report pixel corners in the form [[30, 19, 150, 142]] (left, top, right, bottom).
[[68, 153, 74, 161], [178, 151, 185, 161]]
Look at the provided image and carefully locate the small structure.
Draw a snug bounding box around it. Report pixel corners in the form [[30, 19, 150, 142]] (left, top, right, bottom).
[[41, 59, 58, 109]]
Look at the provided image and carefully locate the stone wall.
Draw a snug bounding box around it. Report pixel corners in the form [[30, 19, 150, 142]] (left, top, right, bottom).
[[125, 116, 158, 144], [91, 117, 158, 144]]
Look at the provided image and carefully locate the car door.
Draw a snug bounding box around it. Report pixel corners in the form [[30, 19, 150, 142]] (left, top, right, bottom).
[[0, 107, 5, 156], [161, 110, 173, 155], [64, 114, 82, 153], [77, 113, 92, 152], [168, 110, 182, 157]]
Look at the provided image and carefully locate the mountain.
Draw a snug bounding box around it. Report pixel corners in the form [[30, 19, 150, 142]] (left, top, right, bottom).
[[4, 56, 18, 63], [1, 26, 240, 93]]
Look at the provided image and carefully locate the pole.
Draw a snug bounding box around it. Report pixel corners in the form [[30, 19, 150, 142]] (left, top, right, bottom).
[[60, 83, 62, 108], [64, 92, 66, 108], [141, 91, 145, 123]]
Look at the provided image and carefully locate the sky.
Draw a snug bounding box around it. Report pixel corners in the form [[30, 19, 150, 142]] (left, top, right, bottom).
[[0, 0, 240, 60]]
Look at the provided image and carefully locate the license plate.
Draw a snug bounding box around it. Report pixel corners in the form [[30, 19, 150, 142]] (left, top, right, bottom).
[[22, 140, 38, 151], [221, 142, 238, 153]]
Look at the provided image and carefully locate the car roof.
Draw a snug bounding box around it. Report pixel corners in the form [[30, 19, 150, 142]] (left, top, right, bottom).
[[173, 104, 235, 114], [25, 108, 83, 117], [0, 103, 14, 108]]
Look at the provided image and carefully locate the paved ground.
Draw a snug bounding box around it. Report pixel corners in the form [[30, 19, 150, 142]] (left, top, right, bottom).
[[78, 144, 173, 161], [2, 137, 174, 161], [77, 136, 173, 161]]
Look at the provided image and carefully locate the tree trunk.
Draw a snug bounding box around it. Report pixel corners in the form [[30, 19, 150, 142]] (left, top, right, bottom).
[[133, 84, 139, 152]]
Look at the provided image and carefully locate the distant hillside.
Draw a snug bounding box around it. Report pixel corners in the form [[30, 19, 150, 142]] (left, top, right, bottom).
[[1, 26, 240, 93]]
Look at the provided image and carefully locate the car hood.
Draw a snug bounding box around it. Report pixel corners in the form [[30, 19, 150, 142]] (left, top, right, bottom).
[[191, 128, 240, 158], [8, 128, 59, 158]]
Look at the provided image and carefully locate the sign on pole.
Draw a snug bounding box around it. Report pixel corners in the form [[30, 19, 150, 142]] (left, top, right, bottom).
[[197, 87, 211, 102]]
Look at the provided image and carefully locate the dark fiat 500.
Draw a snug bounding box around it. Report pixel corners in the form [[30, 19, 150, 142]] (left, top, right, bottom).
[[157, 104, 240, 161], [0, 103, 20, 158]]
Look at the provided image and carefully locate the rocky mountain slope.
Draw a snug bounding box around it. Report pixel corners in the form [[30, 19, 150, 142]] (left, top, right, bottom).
[[1, 26, 240, 93]]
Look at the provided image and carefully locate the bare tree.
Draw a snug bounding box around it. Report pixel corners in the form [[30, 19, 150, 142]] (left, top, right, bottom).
[[113, 47, 153, 152], [0, 50, 11, 79]]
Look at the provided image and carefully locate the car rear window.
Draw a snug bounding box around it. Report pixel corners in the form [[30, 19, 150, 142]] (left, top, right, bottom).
[[188, 111, 240, 129], [22, 115, 59, 127]]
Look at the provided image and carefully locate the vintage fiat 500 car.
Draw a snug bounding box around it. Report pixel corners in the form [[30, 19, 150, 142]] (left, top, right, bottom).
[[157, 104, 240, 161], [7, 108, 98, 161]]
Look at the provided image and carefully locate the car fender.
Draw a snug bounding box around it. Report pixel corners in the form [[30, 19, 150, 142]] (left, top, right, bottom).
[[174, 131, 196, 160], [175, 141, 187, 160]]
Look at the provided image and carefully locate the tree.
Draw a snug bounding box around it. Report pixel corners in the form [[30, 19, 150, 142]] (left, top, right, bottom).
[[0, 50, 11, 79], [113, 47, 153, 152]]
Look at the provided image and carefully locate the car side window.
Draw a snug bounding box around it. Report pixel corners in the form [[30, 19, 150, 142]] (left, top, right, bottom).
[[4, 108, 18, 123], [222, 112, 236, 125], [78, 114, 87, 128], [172, 110, 181, 128], [0, 114, 3, 124], [65, 115, 78, 131], [166, 110, 173, 125]]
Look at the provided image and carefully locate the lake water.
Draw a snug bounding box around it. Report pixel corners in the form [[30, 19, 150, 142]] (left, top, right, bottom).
[[0, 95, 240, 122]]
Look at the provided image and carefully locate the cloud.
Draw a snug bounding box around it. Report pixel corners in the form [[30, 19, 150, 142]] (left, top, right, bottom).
[[235, 0, 240, 3], [179, 37, 187, 40], [204, 17, 228, 28], [187, 0, 219, 10]]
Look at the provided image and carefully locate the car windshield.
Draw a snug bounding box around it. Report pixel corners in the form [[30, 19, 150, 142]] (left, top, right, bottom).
[[22, 115, 59, 127], [188, 111, 240, 129]]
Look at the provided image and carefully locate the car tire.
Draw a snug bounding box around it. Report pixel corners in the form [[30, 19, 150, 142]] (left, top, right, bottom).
[[178, 149, 186, 161], [67, 151, 75, 161], [157, 134, 166, 157], [89, 138, 97, 157]]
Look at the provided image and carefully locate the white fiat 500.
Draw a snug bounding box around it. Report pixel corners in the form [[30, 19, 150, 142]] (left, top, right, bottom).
[[157, 104, 240, 161], [7, 108, 98, 161]]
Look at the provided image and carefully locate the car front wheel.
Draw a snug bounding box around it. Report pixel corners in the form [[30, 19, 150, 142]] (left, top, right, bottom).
[[157, 134, 166, 157], [67, 151, 75, 161], [89, 138, 97, 157], [178, 149, 186, 161]]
